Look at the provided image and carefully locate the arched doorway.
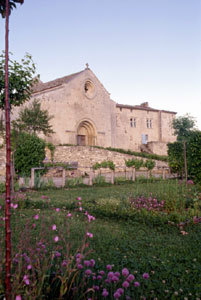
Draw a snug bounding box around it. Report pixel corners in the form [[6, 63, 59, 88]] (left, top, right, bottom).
[[77, 120, 96, 146]]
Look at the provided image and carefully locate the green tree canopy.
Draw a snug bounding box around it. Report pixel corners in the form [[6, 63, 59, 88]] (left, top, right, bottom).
[[0, 52, 38, 110], [12, 99, 54, 136], [14, 132, 46, 176], [172, 114, 196, 142], [0, 0, 24, 17]]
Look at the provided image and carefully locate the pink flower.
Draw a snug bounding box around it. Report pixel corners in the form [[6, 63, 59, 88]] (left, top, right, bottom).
[[16, 296, 22, 300], [56, 208, 60, 212], [23, 275, 30, 285], [122, 281, 129, 288], [34, 214, 39, 220], [102, 289, 109, 297], [90, 259, 95, 267], [54, 236, 59, 242], [67, 212, 72, 217], [107, 271, 114, 279], [79, 207, 83, 211], [13, 204, 18, 209], [77, 197, 82, 201], [134, 281, 140, 287], [114, 291, 121, 299], [52, 224, 56, 230], [112, 275, 119, 282], [27, 264, 32, 270], [106, 264, 112, 270], [99, 270, 105, 276], [85, 269, 92, 276], [142, 272, 149, 279], [127, 274, 135, 282], [84, 260, 91, 267], [97, 275, 102, 280], [116, 288, 124, 295], [77, 264, 83, 269], [122, 268, 129, 277], [32, 223, 36, 228], [86, 232, 93, 238]]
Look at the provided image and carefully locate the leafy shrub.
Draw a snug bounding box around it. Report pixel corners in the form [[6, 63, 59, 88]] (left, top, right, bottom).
[[92, 160, 115, 171], [125, 158, 144, 169], [144, 159, 155, 171], [14, 132, 46, 176]]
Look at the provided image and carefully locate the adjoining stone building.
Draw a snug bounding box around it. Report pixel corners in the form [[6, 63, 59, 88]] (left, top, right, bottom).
[[16, 66, 177, 155]]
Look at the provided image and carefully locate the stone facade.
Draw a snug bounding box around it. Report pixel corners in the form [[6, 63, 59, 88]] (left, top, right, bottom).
[[11, 66, 176, 155]]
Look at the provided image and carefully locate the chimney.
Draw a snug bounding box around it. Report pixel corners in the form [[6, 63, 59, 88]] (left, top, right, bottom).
[[140, 102, 149, 107]]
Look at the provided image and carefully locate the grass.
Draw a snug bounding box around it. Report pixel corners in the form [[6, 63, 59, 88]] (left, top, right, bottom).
[[0, 180, 201, 299]]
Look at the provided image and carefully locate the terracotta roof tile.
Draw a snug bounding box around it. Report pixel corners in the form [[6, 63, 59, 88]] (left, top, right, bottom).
[[116, 103, 176, 114]]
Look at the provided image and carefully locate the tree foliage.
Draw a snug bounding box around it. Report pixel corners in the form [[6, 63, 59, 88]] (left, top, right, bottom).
[[168, 130, 201, 182], [12, 99, 54, 136], [172, 114, 196, 142], [14, 132, 46, 176], [125, 158, 144, 170], [0, 52, 37, 109], [0, 0, 24, 17]]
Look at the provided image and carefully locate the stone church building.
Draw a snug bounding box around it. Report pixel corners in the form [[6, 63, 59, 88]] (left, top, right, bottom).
[[27, 66, 176, 155]]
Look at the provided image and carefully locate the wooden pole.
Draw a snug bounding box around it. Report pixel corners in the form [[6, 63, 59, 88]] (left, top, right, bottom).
[[5, 0, 11, 297]]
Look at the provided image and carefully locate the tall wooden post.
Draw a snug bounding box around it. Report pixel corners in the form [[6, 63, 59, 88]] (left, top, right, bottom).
[[5, 0, 11, 298]]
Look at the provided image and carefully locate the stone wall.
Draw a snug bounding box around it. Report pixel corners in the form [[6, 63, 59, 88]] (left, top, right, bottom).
[[47, 146, 168, 175]]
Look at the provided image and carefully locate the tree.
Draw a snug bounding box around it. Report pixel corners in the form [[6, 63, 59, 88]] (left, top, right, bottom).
[[12, 99, 54, 136], [0, 0, 23, 17], [1, 1, 25, 298], [14, 132, 46, 176], [0, 52, 38, 110], [172, 114, 196, 142]]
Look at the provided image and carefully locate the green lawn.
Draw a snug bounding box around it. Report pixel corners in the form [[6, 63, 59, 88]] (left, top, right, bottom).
[[0, 180, 201, 299]]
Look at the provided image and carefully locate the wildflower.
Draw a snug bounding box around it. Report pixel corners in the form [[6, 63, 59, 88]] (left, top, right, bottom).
[[122, 281, 129, 288], [56, 208, 60, 212], [117, 288, 124, 295], [84, 260, 91, 267], [79, 207, 83, 211], [54, 236, 59, 242], [134, 281, 140, 287], [122, 268, 129, 277], [99, 270, 105, 276], [112, 275, 119, 282], [23, 275, 30, 285], [77, 197, 82, 201], [97, 275, 102, 280], [180, 230, 188, 235], [67, 212, 72, 217], [13, 204, 18, 209], [108, 271, 114, 279], [126, 296, 131, 300], [55, 251, 61, 257], [102, 289, 109, 297], [106, 264, 112, 270], [16, 296, 22, 300], [62, 260, 68, 267], [90, 259, 95, 267], [142, 272, 149, 279], [127, 274, 135, 282], [86, 232, 93, 238], [77, 264, 83, 269], [85, 269, 92, 276], [114, 271, 120, 277], [32, 223, 36, 228], [34, 214, 39, 220], [27, 264, 32, 270], [114, 291, 121, 299], [52, 224, 56, 230]]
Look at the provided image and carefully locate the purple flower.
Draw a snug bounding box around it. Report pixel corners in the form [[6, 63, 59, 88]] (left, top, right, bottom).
[[23, 275, 30, 285], [97, 275, 102, 280], [54, 236, 59, 242], [112, 275, 119, 282], [52, 224, 56, 230], [114, 291, 121, 299], [127, 274, 135, 282], [122, 268, 129, 277], [122, 281, 129, 288], [85, 269, 92, 276], [84, 260, 91, 267], [114, 271, 120, 277], [90, 259, 95, 267], [77, 264, 83, 269], [56, 208, 60, 212], [99, 270, 105, 276], [16, 296, 22, 300], [107, 271, 114, 279], [27, 264, 32, 270], [102, 289, 109, 297], [86, 232, 93, 238], [106, 264, 112, 270], [134, 281, 140, 287], [116, 288, 124, 295], [142, 272, 149, 279], [77, 197, 82, 201], [34, 214, 39, 220]]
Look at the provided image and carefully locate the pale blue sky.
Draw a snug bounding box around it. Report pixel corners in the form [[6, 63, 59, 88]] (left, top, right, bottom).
[[0, 0, 201, 128]]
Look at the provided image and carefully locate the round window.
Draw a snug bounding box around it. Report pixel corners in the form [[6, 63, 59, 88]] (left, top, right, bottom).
[[83, 80, 96, 99]]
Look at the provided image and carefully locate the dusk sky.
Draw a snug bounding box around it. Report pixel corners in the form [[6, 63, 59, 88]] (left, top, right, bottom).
[[0, 0, 201, 129]]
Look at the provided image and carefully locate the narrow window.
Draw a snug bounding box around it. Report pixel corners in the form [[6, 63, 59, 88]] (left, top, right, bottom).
[[130, 118, 133, 127], [147, 119, 149, 128], [133, 118, 136, 128]]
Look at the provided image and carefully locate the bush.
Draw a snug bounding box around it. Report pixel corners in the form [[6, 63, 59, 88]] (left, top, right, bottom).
[[14, 132, 46, 176]]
